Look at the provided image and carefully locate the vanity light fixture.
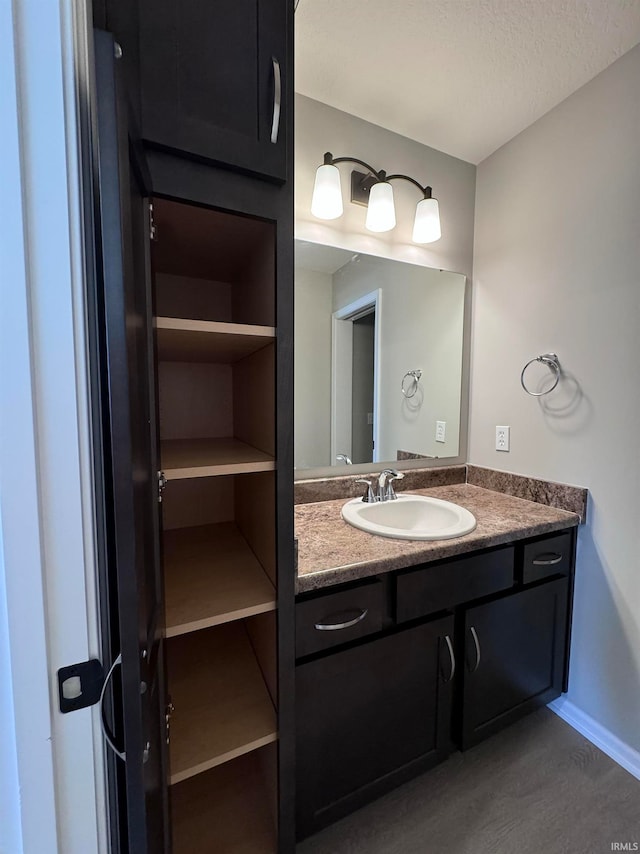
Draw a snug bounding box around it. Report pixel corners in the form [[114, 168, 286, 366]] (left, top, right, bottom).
[[310, 152, 441, 243]]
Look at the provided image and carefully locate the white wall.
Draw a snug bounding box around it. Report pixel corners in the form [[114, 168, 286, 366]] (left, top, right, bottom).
[[470, 45, 640, 755], [295, 95, 476, 280], [333, 256, 465, 460], [0, 2, 106, 852], [294, 268, 334, 468]]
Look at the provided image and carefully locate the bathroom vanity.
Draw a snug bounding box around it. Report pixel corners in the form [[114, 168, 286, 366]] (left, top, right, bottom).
[[294, 481, 579, 838]]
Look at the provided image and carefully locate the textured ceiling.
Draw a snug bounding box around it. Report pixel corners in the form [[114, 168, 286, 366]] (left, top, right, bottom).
[[295, 0, 640, 164]]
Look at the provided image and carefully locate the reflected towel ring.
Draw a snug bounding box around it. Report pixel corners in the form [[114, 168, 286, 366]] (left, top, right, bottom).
[[521, 353, 561, 396], [401, 369, 422, 399]]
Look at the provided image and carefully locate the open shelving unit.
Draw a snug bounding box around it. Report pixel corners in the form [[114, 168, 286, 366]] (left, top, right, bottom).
[[171, 751, 277, 854], [163, 522, 276, 637], [167, 622, 277, 785], [151, 197, 279, 851]]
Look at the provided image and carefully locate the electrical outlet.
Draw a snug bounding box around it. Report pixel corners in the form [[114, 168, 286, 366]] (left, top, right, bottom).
[[435, 421, 446, 443], [495, 426, 510, 452]]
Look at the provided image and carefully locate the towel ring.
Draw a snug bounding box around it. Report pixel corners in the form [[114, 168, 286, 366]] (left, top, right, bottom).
[[401, 370, 422, 399], [521, 353, 561, 396]]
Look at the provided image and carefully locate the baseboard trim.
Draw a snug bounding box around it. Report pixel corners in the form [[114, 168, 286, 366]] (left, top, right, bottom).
[[549, 697, 640, 781]]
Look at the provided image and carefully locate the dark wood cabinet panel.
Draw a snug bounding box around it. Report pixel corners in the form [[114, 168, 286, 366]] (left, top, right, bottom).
[[395, 545, 514, 623], [460, 577, 569, 749], [139, 0, 288, 181], [296, 616, 455, 839], [520, 530, 572, 584], [296, 579, 387, 658]]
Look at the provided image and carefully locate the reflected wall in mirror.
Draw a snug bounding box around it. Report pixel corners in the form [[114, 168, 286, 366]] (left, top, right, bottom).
[[294, 240, 466, 472]]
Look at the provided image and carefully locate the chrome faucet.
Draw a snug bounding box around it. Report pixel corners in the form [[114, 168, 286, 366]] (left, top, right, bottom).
[[336, 454, 353, 465], [377, 469, 404, 501], [355, 470, 405, 503]]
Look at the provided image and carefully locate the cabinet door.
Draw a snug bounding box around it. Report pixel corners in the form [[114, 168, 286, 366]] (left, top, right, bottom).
[[93, 30, 168, 853], [461, 578, 568, 749], [139, 0, 288, 182], [296, 616, 455, 839]]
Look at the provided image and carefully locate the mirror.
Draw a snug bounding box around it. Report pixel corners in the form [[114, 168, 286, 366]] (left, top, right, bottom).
[[294, 240, 466, 473]]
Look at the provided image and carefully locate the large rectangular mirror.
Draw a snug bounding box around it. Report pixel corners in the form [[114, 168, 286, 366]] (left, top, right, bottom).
[[295, 240, 467, 474]]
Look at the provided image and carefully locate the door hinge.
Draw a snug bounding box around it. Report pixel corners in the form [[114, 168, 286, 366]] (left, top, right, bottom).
[[157, 470, 167, 503], [149, 202, 157, 242], [165, 699, 175, 745]]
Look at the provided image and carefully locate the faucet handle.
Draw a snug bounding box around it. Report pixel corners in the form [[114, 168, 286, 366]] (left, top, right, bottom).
[[379, 469, 405, 501], [354, 478, 376, 503]]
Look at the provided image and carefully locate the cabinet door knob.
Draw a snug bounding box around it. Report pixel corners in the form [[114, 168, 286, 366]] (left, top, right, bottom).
[[468, 626, 481, 673], [314, 608, 368, 631], [270, 57, 281, 144], [532, 552, 563, 566]]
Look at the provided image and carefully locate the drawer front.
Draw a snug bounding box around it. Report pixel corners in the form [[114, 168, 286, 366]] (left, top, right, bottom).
[[396, 546, 515, 623], [521, 531, 572, 584], [296, 580, 385, 658]]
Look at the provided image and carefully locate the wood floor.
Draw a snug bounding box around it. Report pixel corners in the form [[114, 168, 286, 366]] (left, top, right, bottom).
[[297, 708, 640, 854]]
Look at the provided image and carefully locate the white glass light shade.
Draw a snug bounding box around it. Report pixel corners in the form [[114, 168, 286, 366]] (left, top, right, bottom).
[[365, 181, 396, 232], [412, 197, 441, 243], [310, 164, 343, 220]]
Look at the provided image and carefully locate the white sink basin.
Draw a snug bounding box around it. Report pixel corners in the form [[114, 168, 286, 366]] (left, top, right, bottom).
[[341, 494, 476, 541]]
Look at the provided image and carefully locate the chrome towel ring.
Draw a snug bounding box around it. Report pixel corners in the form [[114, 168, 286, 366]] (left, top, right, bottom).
[[401, 369, 422, 399], [521, 353, 561, 396]]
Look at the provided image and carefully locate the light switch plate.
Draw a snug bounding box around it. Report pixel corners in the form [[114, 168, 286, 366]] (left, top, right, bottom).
[[496, 425, 510, 451], [435, 421, 446, 443]]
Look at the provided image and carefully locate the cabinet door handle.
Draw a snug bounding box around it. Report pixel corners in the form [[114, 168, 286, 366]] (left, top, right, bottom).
[[314, 608, 368, 631], [442, 634, 456, 683], [99, 653, 126, 761], [468, 626, 481, 673], [532, 552, 563, 566], [270, 57, 281, 144]]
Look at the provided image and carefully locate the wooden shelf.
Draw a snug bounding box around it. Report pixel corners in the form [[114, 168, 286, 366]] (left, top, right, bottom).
[[161, 438, 275, 479], [156, 317, 275, 363], [171, 752, 276, 854], [163, 523, 276, 638], [167, 622, 277, 785]]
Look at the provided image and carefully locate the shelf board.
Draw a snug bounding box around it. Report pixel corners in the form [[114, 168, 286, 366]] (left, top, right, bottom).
[[161, 437, 275, 479], [167, 622, 277, 785], [156, 317, 275, 363], [163, 523, 276, 638], [171, 752, 276, 854]]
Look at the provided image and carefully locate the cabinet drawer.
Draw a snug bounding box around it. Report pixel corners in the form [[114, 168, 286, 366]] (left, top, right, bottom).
[[396, 546, 514, 623], [520, 531, 572, 584], [296, 580, 385, 658]]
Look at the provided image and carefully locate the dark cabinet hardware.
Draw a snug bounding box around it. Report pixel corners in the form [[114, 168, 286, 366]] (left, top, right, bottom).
[[271, 57, 281, 143], [467, 626, 481, 672], [314, 608, 368, 631], [532, 553, 563, 565], [57, 658, 104, 713]]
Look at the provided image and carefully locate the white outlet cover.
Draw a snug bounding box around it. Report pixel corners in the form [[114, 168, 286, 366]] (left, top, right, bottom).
[[436, 421, 446, 443], [496, 425, 510, 452]]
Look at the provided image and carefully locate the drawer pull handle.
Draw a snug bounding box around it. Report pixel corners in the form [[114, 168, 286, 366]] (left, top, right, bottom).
[[532, 553, 563, 566], [442, 634, 456, 683], [468, 626, 481, 673], [314, 608, 368, 631], [271, 57, 281, 144]]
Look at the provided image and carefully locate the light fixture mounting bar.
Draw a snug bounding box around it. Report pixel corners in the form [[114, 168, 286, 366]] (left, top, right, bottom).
[[350, 170, 379, 206]]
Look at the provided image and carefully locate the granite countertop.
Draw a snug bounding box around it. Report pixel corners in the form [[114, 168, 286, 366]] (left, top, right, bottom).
[[295, 483, 579, 593]]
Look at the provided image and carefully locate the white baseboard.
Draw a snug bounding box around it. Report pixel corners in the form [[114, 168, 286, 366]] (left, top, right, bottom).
[[549, 697, 640, 781]]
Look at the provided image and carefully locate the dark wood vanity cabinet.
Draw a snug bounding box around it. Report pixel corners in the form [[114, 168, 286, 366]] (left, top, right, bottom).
[[296, 615, 455, 838], [459, 577, 569, 748], [295, 528, 577, 839], [137, 0, 288, 181], [90, 3, 294, 851]]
